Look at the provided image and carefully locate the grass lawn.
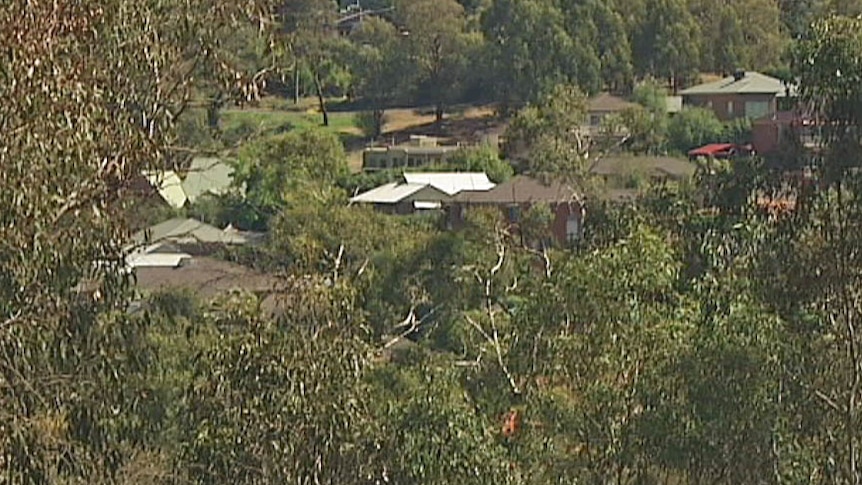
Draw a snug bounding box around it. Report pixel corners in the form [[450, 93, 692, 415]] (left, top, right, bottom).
[[218, 97, 503, 172]]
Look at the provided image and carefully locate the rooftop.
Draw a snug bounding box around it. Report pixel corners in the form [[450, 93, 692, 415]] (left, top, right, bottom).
[[131, 217, 263, 248], [402, 172, 495, 195], [591, 155, 695, 180], [454, 175, 578, 204], [350, 182, 430, 204], [680, 71, 792, 97], [588, 92, 637, 112]]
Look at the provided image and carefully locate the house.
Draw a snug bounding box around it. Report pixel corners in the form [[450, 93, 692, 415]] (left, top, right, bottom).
[[751, 111, 819, 156], [350, 172, 495, 214], [447, 175, 583, 245], [144, 157, 235, 208], [590, 155, 696, 184], [130, 217, 264, 255], [362, 136, 461, 171], [687, 143, 753, 160], [680, 70, 794, 121], [584, 93, 638, 136]]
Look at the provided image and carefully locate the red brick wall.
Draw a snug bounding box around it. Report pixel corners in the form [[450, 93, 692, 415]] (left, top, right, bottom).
[[684, 93, 776, 121]]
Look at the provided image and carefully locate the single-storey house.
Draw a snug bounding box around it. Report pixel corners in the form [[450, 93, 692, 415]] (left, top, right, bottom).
[[680, 70, 794, 121], [130, 217, 264, 255], [144, 157, 235, 208], [362, 136, 462, 171], [447, 175, 583, 245], [589, 155, 696, 184], [350, 172, 495, 214], [586, 92, 638, 129]]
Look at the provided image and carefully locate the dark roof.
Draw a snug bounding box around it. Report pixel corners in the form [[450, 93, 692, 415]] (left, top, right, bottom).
[[587, 92, 637, 113], [454, 175, 578, 204], [590, 155, 695, 179], [134, 256, 280, 297]]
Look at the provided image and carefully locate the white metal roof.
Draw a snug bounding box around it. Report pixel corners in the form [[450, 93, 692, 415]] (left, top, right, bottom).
[[350, 182, 428, 204], [402, 172, 495, 196], [126, 252, 191, 269]]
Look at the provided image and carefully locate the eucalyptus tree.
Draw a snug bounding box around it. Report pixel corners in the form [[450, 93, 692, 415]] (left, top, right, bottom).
[[0, 0, 279, 481]]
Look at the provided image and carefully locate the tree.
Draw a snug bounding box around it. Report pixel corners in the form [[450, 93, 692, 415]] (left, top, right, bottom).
[[668, 107, 725, 153], [446, 145, 514, 183], [282, 0, 347, 126], [503, 84, 590, 175], [633, 0, 701, 91], [0, 0, 278, 481], [232, 128, 349, 215], [481, 0, 586, 109], [348, 16, 409, 138], [395, 0, 476, 122]]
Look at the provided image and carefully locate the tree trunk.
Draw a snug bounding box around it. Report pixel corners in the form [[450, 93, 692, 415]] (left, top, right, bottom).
[[435, 103, 444, 124], [293, 67, 300, 105], [314, 71, 329, 127], [373, 108, 385, 138]]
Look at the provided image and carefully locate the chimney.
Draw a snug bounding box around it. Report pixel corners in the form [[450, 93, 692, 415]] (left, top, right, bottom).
[[733, 69, 746, 81]]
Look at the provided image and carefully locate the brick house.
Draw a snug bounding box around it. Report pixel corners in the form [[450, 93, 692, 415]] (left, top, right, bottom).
[[680, 70, 793, 121], [446, 175, 583, 245]]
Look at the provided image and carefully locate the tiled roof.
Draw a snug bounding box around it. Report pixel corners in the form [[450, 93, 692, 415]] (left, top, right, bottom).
[[588, 92, 637, 112], [454, 175, 578, 204]]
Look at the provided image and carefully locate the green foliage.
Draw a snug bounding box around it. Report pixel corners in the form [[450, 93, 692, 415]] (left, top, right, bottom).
[[232, 128, 349, 214], [668, 107, 725, 152], [503, 84, 589, 174], [446, 145, 514, 182]]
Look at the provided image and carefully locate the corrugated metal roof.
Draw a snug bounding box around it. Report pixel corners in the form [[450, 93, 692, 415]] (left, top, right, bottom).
[[350, 182, 428, 204], [183, 157, 234, 203], [143, 170, 187, 208], [131, 218, 258, 246], [680, 72, 790, 96], [126, 252, 191, 268], [403, 172, 495, 195]]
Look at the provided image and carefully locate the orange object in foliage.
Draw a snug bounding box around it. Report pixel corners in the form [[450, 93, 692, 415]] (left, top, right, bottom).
[[502, 409, 520, 437]]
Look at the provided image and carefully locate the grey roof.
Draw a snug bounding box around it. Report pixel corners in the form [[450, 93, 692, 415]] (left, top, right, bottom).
[[183, 157, 234, 203], [680, 72, 791, 96], [590, 155, 695, 179], [587, 92, 637, 112], [454, 175, 578, 204], [131, 218, 261, 247], [134, 256, 279, 297]]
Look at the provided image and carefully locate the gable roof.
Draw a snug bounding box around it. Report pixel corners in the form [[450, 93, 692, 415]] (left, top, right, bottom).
[[183, 157, 234, 203], [402, 172, 495, 195], [454, 175, 578, 204], [133, 256, 279, 297], [587, 92, 637, 112], [143, 170, 187, 208], [590, 155, 695, 179], [680, 71, 790, 96], [350, 182, 430, 204], [131, 218, 260, 247]]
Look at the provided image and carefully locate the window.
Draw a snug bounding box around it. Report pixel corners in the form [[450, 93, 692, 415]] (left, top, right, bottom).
[[566, 214, 581, 242], [507, 205, 521, 222], [589, 114, 603, 126], [744, 100, 771, 120], [727, 100, 734, 116]]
